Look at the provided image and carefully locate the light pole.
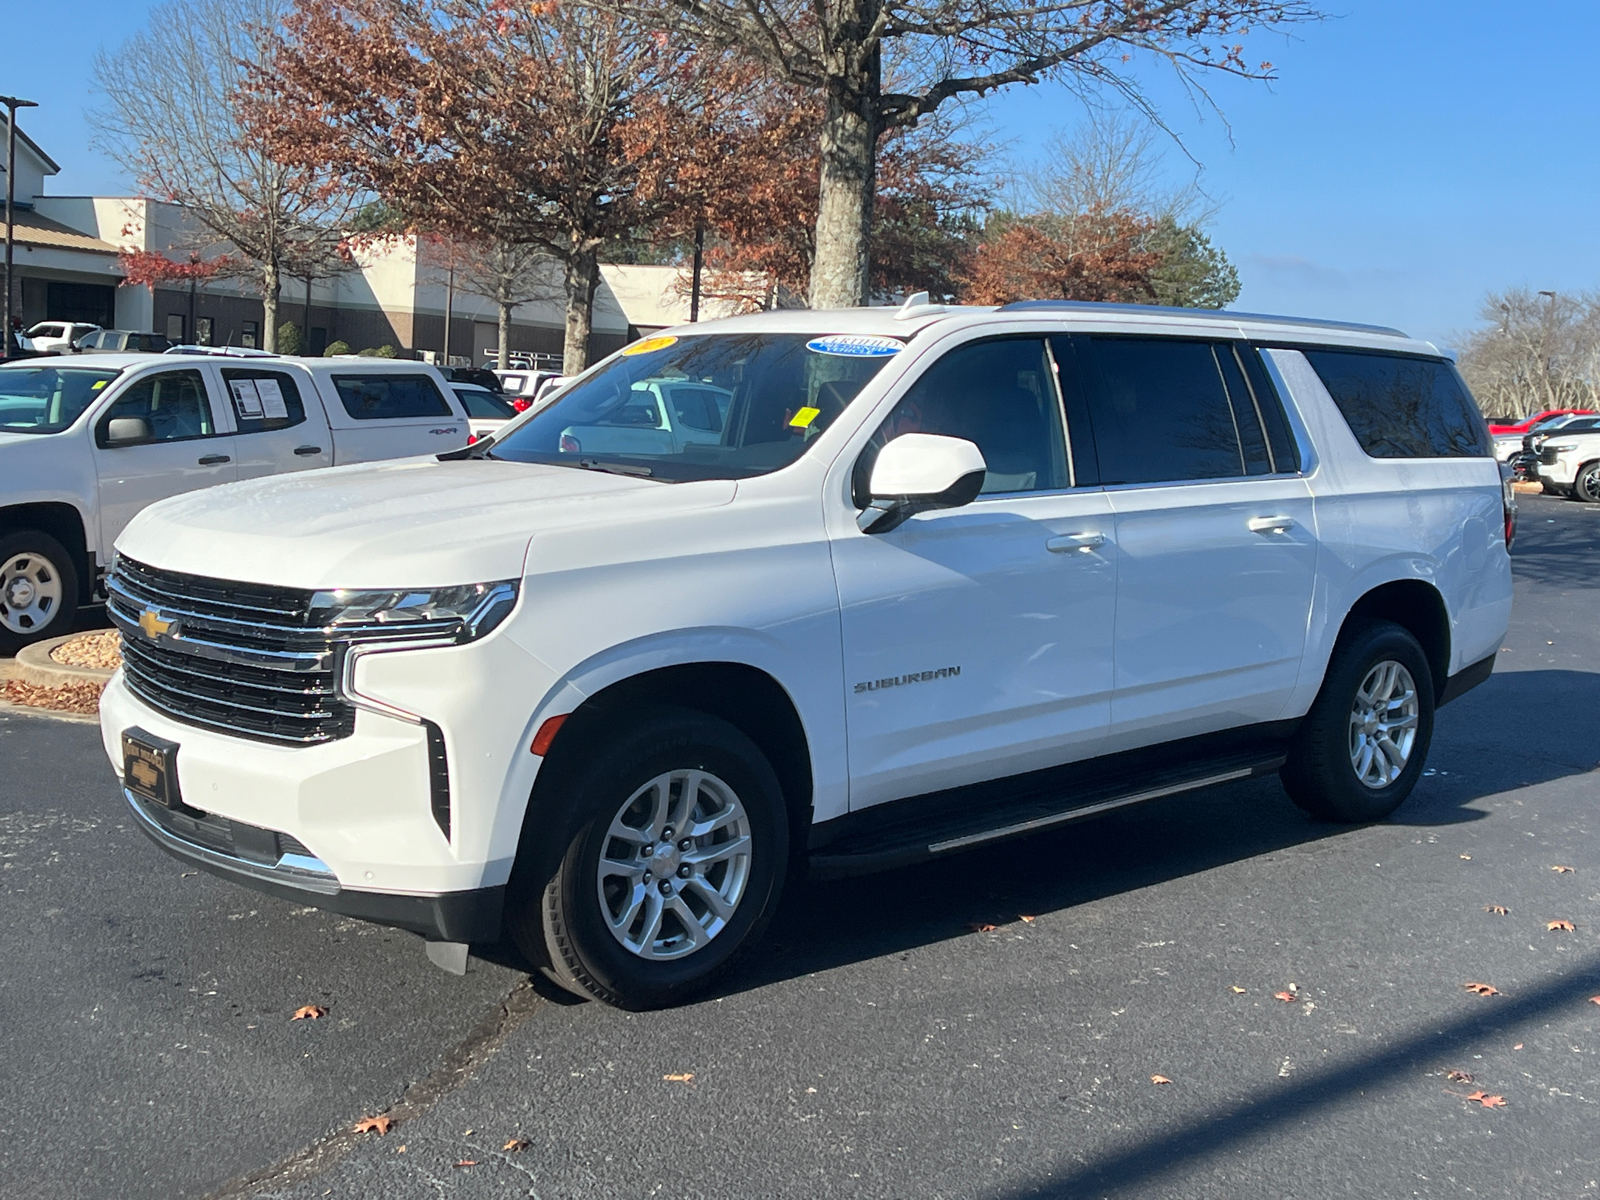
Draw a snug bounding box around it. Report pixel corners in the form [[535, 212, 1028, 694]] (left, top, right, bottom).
[[1, 96, 39, 358]]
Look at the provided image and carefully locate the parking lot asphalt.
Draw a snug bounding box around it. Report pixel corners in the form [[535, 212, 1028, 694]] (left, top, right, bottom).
[[2, 494, 1597, 1200]]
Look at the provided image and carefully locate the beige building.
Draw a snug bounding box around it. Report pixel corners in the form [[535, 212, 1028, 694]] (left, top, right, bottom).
[[4, 118, 743, 361]]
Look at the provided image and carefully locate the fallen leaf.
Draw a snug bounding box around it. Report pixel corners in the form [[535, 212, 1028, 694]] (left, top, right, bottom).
[[1548, 919, 1576, 932], [1552, 865, 1575, 874], [462, 1128, 473, 1135], [968, 922, 999, 933], [1230, 986, 1246, 994], [1460, 854, 1472, 861], [1018, 915, 1036, 923], [291, 1004, 328, 1021], [1483, 905, 1509, 915], [1150, 1075, 1172, 1085], [1590, 997, 1600, 1006], [453, 1160, 478, 1169], [1463, 982, 1500, 996], [1466, 1091, 1507, 1108], [1513, 1044, 1523, 1050], [503, 1138, 530, 1153], [396, 1145, 406, 1153], [1446, 1069, 1474, 1083], [663, 1073, 695, 1083], [1274, 991, 1297, 1003], [353, 1115, 394, 1135]]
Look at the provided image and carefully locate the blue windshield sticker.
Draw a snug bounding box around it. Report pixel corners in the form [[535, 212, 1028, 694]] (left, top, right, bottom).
[[805, 335, 904, 358]]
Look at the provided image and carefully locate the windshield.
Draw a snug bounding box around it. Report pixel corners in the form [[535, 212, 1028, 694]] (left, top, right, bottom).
[[487, 332, 902, 481], [0, 366, 121, 434]]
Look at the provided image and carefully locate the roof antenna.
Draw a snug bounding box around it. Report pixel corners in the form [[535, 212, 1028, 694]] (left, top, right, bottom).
[[895, 291, 945, 320]]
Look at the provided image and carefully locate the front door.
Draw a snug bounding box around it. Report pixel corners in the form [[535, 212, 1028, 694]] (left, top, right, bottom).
[[1071, 334, 1318, 740], [833, 336, 1118, 810], [91, 367, 237, 553]]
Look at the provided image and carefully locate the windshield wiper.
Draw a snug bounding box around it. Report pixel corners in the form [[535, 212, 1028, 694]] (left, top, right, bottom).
[[576, 458, 654, 478]]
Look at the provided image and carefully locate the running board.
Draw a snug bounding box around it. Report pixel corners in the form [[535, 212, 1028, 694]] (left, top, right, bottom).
[[808, 735, 1289, 880]]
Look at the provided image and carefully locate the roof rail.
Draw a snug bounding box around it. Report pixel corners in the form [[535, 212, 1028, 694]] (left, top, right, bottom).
[[163, 344, 282, 358], [994, 299, 1409, 339]]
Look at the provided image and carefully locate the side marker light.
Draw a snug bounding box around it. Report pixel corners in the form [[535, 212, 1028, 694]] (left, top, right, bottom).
[[531, 714, 569, 756]]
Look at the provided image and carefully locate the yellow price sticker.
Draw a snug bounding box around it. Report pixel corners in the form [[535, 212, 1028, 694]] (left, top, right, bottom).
[[91, 380, 108, 390], [622, 334, 678, 356], [788, 406, 821, 429]]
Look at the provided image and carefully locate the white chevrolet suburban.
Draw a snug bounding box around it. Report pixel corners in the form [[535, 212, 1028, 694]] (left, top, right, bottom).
[[97, 300, 1514, 1008], [0, 352, 470, 652], [1531, 425, 1600, 501]]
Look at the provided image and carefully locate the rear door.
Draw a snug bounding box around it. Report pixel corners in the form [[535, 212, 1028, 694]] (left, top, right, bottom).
[[319, 369, 469, 463], [1070, 334, 1318, 741], [91, 366, 238, 550], [218, 363, 333, 479]]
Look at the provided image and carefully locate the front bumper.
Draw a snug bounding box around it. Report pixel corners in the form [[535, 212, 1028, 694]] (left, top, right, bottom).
[[1535, 457, 1578, 486], [124, 784, 506, 941]]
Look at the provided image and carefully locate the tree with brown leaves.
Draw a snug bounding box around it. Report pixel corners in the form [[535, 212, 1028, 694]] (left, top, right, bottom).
[[587, 0, 1322, 308], [255, 0, 749, 372], [94, 0, 356, 352]]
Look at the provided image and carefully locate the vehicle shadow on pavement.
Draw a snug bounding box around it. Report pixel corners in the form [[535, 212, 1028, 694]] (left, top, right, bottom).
[[1511, 500, 1600, 588], [980, 948, 1600, 1200], [715, 667, 1599, 1000]]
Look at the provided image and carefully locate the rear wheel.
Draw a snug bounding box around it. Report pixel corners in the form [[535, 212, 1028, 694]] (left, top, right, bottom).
[[0, 531, 80, 656], [1281, 620, 1435, 823], [1574, 462, 1600, 503], [508, 706, 788, 1009]]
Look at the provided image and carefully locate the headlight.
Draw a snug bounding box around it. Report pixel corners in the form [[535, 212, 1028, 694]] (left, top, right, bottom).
[[308, 580, 519, 642], [1546, 441, 1579, 453]]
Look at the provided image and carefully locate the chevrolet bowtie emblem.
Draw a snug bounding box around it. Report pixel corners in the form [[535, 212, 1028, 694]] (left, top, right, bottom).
[[138, 608, 174, 640]]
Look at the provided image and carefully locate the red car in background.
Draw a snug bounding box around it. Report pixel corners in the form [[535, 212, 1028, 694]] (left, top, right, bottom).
[[1487, 408, 1596, 435]]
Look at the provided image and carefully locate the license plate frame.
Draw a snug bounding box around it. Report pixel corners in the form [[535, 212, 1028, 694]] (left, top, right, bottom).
[[122, 727, 182, 810]]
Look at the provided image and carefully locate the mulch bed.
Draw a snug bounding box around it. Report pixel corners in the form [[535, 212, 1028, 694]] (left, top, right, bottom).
[[2, 679, 105, 715], [49, 630, 122, 670]]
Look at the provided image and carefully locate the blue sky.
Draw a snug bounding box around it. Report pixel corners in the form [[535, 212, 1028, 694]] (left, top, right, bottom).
[[5, 0, 1597, 346]]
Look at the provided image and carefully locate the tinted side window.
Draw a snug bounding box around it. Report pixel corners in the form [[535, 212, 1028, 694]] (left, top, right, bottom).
[[223, 368, 307, 433], [332, 374, 453, 420], [854, 338, 1070, 503], [1083, 338, 1249, 485], [98, 370, 215, 444], [1299, 349, 1492, 458]]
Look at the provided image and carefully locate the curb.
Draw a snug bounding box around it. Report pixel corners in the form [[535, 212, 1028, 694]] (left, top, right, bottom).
[[14, 634, 118, 689]]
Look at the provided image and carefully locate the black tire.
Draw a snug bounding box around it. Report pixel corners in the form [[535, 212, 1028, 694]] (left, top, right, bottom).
[[508, 706, 788, 1010], [1574, 462, 1600, 503], [1281, 620, 1435, 823], [0, 530, 80, 656]]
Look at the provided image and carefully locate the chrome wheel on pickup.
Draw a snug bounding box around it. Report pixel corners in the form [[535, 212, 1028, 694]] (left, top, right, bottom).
[[1347, 660, 1419, 788], [1282, 620, 1435, 823], [510, 706, 788, 1010], [0, 532, 80, 654]]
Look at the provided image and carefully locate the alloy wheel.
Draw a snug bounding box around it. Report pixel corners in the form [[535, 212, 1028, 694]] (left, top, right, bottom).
[[1347, 659, 1420, 789], [595, 769, 752, 960]]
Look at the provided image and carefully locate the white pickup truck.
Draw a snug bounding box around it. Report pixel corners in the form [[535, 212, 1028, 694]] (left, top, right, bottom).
[[0, 352, 470, 652]]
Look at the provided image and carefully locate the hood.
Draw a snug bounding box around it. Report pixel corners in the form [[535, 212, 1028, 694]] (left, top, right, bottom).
[[117, 456, 736, 589]]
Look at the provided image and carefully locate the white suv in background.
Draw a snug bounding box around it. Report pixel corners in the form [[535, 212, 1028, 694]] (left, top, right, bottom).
[[0, 353, 469, 652], [99, 300, 1512, 1008], [1532, 425, 1600, 501], [23, 321, 101, 354]]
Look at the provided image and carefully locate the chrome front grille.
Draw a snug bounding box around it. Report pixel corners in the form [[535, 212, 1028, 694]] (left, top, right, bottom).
[[107, 557, 356, 745]]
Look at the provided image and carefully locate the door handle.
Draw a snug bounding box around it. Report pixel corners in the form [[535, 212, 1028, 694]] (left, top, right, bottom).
[[197, 454, 231, 465], [1046, 531, 1106, 553], [293, 445, 323, 456], [1248, 515, 1296, 534]]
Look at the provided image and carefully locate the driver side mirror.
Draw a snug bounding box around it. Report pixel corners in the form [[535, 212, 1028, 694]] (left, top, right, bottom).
[[103, 417, 152, 447], [858, 433, 987, 533]]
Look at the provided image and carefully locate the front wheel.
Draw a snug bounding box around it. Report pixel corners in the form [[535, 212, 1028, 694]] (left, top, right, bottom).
[[0, 531, 81, 656], [1573, 462, 1600, 503], [1281, 620, 1435, 823], [510, 706, 789, 1009]]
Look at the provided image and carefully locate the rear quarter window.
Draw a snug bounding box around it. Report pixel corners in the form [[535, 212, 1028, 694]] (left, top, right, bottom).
[[332, 373, 454, 420], [1299, 348, 1492, 458]]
